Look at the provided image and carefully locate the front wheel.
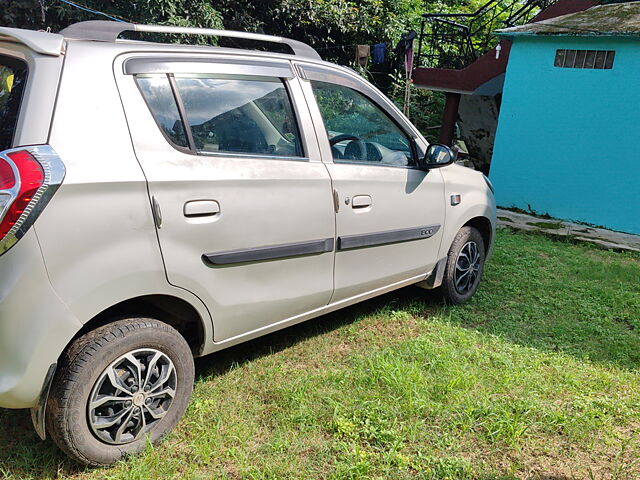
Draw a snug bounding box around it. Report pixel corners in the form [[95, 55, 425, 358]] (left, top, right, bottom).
[[439, 226, 486, 304], [46, 318, 194, 466]]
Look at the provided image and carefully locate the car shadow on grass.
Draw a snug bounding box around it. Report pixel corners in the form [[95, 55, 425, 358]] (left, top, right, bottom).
[[192, 285, 438, 379]]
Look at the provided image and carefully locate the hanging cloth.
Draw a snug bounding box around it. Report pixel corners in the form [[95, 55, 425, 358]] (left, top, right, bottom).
[[356, 45, 370, 67], [394, 31, 417, 117], [372, 43, 386, 65], [405, 45, 414, 76], [394, 31, 417, 72]]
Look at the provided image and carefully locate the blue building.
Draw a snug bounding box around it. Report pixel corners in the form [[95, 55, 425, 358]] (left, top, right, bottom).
[[490, 2, 640, 234]]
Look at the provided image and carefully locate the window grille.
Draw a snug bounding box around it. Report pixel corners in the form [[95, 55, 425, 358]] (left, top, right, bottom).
[[554, 49, 615, 69]]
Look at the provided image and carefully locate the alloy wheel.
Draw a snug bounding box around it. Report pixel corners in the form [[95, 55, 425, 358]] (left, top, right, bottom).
[[87, 348, 177, 445], [454, 241, 481, 295]]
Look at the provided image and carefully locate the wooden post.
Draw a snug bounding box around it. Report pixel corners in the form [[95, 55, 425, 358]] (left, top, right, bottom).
[[439, 92, 461, 146]]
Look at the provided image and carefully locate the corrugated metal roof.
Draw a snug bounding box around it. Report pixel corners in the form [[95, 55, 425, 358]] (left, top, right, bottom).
[[496, 2, 640, 37]]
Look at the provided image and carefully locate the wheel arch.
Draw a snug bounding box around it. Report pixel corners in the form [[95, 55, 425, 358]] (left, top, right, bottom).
[[463, 216, 493, 254], [65, 294, 207, 357], [34, 294, 207, 443], [417, 214, 494, 292]]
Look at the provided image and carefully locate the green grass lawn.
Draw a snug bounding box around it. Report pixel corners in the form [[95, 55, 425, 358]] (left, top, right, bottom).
[[1, 229, 639, 479]]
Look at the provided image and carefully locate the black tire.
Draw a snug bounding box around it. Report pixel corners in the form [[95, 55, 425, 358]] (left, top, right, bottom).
[[439, 226, 486, 305], [46, 318, 194, 466]]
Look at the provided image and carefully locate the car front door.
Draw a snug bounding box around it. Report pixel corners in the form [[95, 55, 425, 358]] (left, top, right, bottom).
[[297, 64, 446, 302], [116, 55, 335, 342]]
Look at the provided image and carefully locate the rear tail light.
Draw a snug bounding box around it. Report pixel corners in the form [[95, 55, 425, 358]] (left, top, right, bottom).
[[0, 145, 65, 255], [0, 157, 16, 190]]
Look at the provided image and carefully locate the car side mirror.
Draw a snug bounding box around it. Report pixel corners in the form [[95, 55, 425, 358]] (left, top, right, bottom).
[[420, 144, 457, 170]]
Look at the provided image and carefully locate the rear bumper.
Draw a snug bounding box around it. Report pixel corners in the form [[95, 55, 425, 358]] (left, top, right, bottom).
[[0, 229, 81, 409]]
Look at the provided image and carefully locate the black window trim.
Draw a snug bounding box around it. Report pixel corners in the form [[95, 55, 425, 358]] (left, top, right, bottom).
[[167, 73, 197, 151], [135, 71, 308, 161]]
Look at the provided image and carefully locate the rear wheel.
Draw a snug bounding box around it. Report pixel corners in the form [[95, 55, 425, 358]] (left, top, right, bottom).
[[46, 318, 194, 466], [440, 226, 486, 304]]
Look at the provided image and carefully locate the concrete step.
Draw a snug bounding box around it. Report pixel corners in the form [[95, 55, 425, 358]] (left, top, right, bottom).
[[497, 208, 640, 252]]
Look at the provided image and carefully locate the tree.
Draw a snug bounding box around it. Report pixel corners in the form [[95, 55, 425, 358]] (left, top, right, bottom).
[[0, 0, 469, 139], [1, 0, 222, 34], [214, 0, 425, 64]]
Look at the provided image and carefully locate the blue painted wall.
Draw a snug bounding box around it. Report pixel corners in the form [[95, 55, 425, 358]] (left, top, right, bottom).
[[490, 35, 640, 234]]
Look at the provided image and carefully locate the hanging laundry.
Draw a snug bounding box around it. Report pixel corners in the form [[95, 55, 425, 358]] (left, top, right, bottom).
[[394, 30, 417, 72], [372, 43, 386, 65], [356, 45, 370, 67], [405, 45, 414, 75]]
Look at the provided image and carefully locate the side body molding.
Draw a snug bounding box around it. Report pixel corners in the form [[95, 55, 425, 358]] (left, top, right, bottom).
[[202, 224, 441, 266], [337, 225, 441, 251], [203, 238, 335, 266]]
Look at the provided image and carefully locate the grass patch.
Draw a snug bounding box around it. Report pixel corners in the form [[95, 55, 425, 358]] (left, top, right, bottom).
[[1, 229, 639, 479]]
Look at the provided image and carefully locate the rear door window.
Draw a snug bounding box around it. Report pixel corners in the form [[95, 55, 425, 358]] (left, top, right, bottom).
[[136, 73, 303, 158], [136, 75, 189, 149], [0, 57, 28, 151], [175, 74, 303, 158]]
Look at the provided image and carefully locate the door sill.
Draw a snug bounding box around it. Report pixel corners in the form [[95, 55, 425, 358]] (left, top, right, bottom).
[[204, 272, 429, 355]]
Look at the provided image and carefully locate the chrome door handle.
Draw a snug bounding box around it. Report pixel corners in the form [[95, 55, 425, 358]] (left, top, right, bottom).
[[351, 195, 372, 208], [184, 200, 220, 217]]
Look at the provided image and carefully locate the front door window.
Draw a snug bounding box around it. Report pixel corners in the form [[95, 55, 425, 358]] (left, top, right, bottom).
[[311, 81, 414, 167]]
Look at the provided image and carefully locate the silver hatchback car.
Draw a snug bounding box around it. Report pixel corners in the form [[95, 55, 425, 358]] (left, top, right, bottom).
[[0, 21, 496, 465]]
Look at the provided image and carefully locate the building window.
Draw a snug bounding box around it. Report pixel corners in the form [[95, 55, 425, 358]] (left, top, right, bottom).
[[554, 49, 615, 69]]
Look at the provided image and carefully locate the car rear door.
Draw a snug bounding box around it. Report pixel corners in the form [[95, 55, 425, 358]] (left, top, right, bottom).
[[115, 54, 335, 342], [296, 63, 446, 302]]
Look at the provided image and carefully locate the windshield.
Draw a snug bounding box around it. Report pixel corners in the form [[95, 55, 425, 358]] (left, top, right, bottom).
[[0, 57, 28, 151]]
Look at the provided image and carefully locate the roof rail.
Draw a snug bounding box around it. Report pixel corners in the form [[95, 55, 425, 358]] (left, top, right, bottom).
[[59, 20, 322, 60]]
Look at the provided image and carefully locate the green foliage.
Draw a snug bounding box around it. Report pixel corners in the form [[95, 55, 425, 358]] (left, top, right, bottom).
[[0, 0, 452, 132], [0, 0, 222, 34], [4, 0, 530, 144], [386, 72, 447, 143], [0, 1, 46, 30], [215, 0, 425, 64], [0, 0, 426, 50]]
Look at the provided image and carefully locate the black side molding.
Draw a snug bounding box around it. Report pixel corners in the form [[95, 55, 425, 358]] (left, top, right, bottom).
[[203, 238, 335, 266], [337, 224, 441, 251]]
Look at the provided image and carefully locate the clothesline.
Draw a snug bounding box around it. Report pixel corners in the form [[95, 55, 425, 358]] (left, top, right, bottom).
[[315, 44, 372, 51], [57, 0, 129, 22]]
